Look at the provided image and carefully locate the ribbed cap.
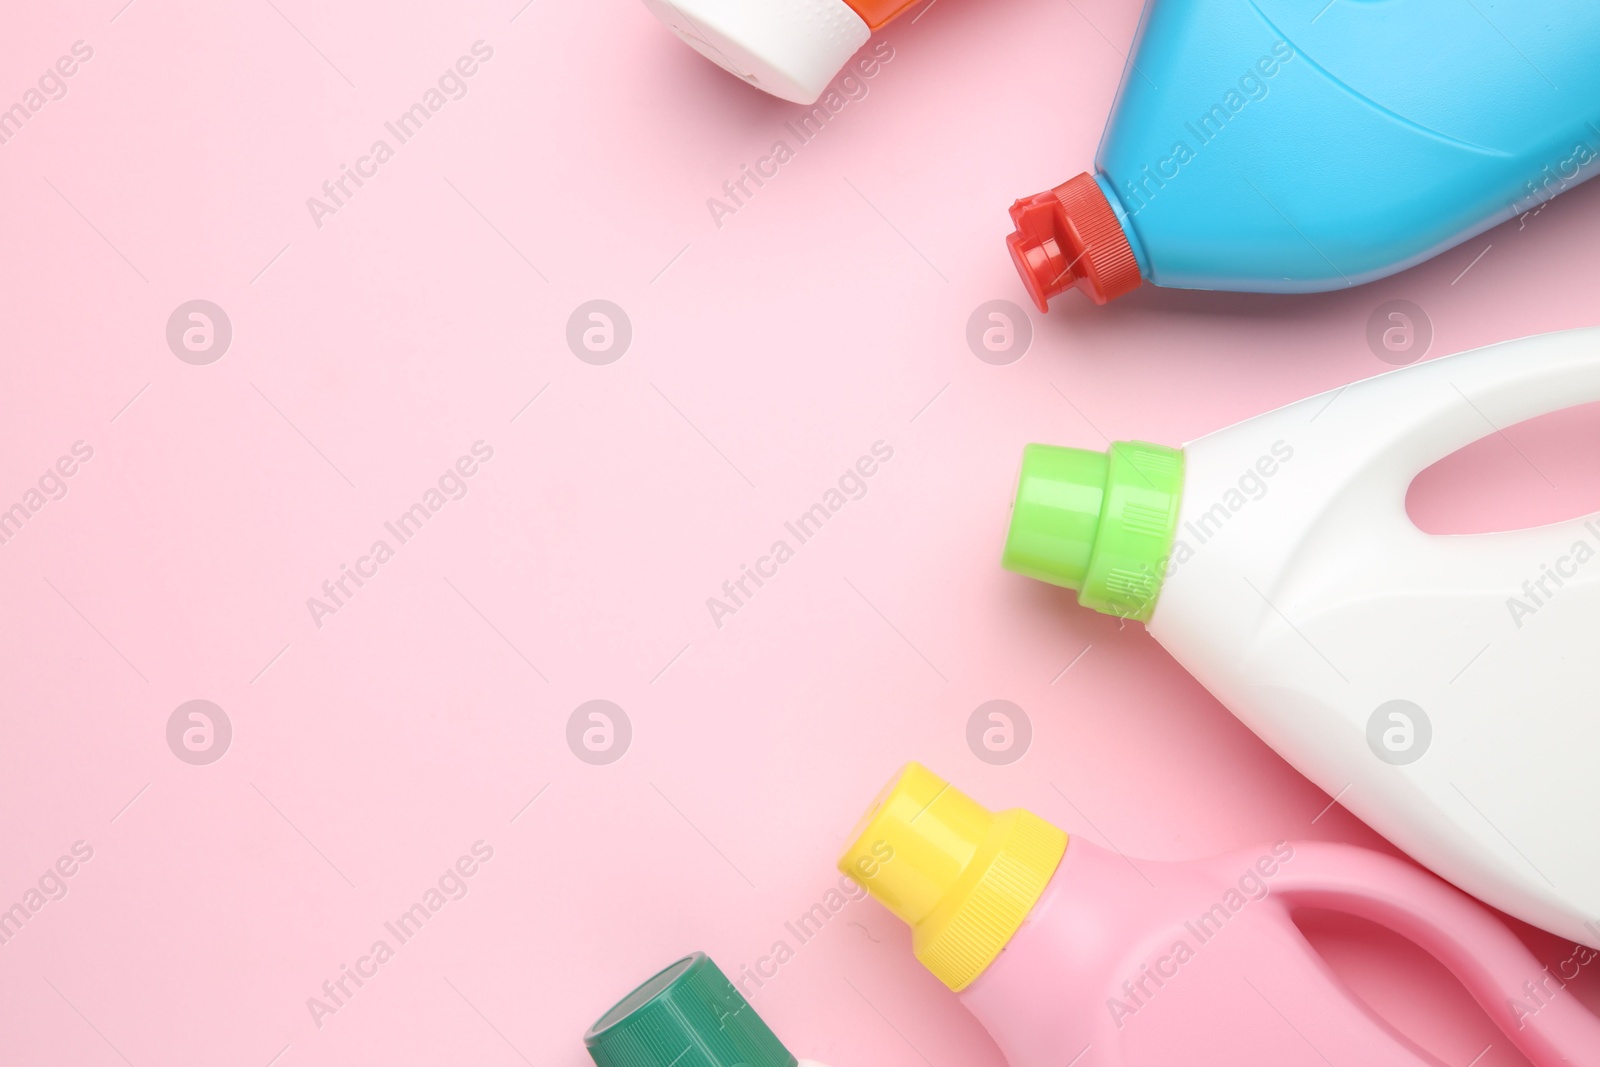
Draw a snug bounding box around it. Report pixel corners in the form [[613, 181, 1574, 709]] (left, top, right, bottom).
[[1007, 173, 1143, 311], [838, 763, 1067, 991], [584, 954, 797, 1067], [1003, 440, 1184, 623]]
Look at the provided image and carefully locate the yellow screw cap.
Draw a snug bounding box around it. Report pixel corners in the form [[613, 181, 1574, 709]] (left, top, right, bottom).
[[837, 763, 1067, 991]]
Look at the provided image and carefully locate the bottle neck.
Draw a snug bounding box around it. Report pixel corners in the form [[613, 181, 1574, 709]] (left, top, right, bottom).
[[957, 839, 1160, 1066]]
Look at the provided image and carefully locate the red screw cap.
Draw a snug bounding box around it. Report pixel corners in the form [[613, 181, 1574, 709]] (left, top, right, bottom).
[[1007, 173, 1143, 312]]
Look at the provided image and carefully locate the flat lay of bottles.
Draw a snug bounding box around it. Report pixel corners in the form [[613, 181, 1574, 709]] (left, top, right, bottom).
[[586, 1, 1600, 1063]]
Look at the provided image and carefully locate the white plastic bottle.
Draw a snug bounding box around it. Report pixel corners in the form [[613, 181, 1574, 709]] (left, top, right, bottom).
[[1001, 329, 1600, 948]]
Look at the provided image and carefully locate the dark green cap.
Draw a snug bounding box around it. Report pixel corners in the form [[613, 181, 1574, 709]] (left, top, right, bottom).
[[1002, 440, 1184, 622], [584, 954, 798, 1067]]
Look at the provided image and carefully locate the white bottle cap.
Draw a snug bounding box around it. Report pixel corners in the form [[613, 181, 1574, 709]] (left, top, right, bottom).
[[639, 0, 872, 104]]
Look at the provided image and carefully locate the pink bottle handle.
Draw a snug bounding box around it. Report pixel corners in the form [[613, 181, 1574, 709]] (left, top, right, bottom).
[[1268, 842, 1600, 1067]]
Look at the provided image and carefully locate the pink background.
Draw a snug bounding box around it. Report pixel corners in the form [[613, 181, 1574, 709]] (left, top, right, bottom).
[[4, 0, 1600, 1064]]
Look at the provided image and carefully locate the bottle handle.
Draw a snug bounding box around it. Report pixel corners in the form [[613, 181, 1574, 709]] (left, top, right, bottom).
[[1268, 841, 1600, 1067], [1296, 328, 1600, 511]]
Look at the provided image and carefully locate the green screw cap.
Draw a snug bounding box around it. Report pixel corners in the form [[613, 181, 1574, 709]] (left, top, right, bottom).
[[1002, 440, 1184, 622], [584, 953, 798, 1067]]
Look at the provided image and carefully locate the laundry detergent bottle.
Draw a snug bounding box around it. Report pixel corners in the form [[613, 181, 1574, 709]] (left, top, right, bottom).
[[585, 952, 834, 1067], [638, 0, 910, 103], [840, 763, 1600, 1067], [1006, 0, 1600, 310], [1000, 329, 1600, 947]]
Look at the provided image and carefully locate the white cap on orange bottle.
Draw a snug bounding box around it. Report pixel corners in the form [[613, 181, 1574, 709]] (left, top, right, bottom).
[[638, 0, 870, 104]]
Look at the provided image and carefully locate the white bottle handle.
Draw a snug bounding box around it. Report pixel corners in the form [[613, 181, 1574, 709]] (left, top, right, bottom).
[[1295, 328, 1600, 512]]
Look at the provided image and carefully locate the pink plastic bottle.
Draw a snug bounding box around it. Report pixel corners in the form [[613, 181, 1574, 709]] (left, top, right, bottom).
[[838, 764, 1600, 1067]]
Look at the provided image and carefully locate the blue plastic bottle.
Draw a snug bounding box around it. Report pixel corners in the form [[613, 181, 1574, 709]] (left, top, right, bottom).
[[1006, 0, 1600, 310]]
